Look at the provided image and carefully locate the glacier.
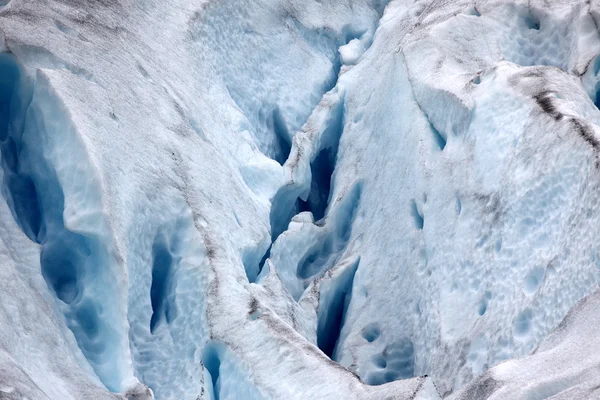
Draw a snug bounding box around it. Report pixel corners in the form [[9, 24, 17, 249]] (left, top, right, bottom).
[[1, 0, 600, 399]]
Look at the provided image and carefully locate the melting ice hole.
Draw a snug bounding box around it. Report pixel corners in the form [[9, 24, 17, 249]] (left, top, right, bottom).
[[410, 199, 424, 230], [523, 13, 540, 30], [513, 309, 533, 339], [150, 233, 178, 333], [366, 339, 415, 386], [41, 233, 89, 305], [361, 323, 381, 343]]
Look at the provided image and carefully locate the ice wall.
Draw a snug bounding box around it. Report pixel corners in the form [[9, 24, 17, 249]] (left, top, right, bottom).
[[1, 0, 600, 399]]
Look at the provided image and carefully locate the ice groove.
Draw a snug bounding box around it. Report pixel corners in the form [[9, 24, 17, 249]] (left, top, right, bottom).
[[0, 53, 126, 392]]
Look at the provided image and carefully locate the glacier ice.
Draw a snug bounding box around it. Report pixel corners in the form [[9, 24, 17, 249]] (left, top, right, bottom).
[[2, 0, 600, 399]]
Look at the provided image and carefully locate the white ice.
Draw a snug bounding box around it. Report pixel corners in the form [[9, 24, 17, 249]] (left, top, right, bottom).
[[0, 0, 600, 399]]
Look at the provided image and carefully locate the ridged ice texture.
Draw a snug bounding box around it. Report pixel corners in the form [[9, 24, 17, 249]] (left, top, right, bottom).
[[2, 0, 600, 400], [325, 2, 600, 397]]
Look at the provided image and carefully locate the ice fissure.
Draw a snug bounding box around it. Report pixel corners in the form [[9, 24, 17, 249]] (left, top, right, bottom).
[[201, 341, 223, 400], [5, 1, 600, 399], [315, 257, 359, 359], [149, 232, 179, 334], [0, 54, 129, 393], [249, 54, 350, 283]]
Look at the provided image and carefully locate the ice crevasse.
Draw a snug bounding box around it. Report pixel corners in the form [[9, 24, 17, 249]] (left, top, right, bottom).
[[1, 0, 600, 399]]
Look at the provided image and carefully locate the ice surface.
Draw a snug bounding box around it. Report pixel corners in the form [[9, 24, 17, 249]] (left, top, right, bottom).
[[2, 0, 600, 399], [0, 129, 128, 400], [450, 287, 600, 400]]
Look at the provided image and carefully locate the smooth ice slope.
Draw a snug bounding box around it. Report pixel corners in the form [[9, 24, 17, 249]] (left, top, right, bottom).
[[2, 0, 600, 399]]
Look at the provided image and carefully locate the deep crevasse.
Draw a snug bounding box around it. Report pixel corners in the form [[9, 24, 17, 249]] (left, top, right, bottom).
[[1, 1, 600, 400]]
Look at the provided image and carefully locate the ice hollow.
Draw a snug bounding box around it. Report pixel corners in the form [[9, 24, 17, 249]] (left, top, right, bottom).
[[1, 0, 600, 399]]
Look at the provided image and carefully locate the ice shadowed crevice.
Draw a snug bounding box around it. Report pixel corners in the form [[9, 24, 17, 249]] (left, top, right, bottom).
[[250, 245, 271, 283], [404, 59, 473, 148], [193, 0, 373, 169], [300, 147, 334, 219], [5, 169, 41, 240], [316, 258, 359, 359], [127, 209, 209, 400], [297, 183, 362, 285], [593, 57, 600, 110], [268, 188, 302, 245], [254, 104, 293, 166], [202, 341, 223, 400], [269, 180, 363, 301], [468, 7, 481, 17], [29, 94, 124, 392], [253, 20, 361, 167], [270, 106, 291, 166], [582, 56, 600, 109], [298, 101, 345, 222], [41, 227, 124, 392], [149, 232, 180, 334], [273, 92, 346, 243], [0, 54, 23, 142], [233, 1, 389, 284], [427, 115, 446, 151], [242, 242, 271, 284], [251, 92, 347, 284], [456, 194, 463, 216], [199, 340, 265, 400], [285, 15, 367, 105], [41, 232, 88, 305], [0, 54, 126, 391], [0, 53, 40, 242], [193, 1, 368, 283], [410, 199, 424, 230]]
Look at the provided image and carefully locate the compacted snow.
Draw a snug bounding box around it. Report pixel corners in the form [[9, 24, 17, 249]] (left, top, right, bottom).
[[1, 0, 600, 399]]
